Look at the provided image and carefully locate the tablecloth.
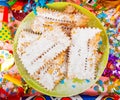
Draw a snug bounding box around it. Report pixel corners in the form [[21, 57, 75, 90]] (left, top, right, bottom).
[[0, 0, 120, 100]]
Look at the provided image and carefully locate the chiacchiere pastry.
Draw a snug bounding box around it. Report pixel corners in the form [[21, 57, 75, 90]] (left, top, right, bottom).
[[32, 6, 89, 37], [17, 25, 70, 75], [32, 16, 74, 37], [17, 6, 102, 91], [36, 7, 88, 25], [31, 7, 89, 32], [31, 51, 67, 90], [68, 27, 102, 79]]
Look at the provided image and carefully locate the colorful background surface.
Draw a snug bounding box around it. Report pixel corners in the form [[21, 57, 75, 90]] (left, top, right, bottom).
[[0, 0, 120, 100]]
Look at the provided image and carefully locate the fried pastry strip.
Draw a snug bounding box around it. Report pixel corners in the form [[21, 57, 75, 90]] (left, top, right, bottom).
[[68, 27, 101, 79], [32, 51, 67, 91]]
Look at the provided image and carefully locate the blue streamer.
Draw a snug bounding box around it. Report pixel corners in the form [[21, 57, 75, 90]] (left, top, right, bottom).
[[31, 2, 38, 15], [38, 0, 47, 7], [23, 0, 32, 13]]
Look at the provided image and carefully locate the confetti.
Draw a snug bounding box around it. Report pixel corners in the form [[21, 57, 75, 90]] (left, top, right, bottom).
[[60, 79, 65, 84], [0, 0, 120, 98]]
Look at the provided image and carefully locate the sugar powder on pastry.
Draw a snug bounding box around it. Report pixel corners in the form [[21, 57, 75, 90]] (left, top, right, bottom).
[[16, 5, 103, 91], [31, 51, 67, 90], [67, 27, 102, 79]]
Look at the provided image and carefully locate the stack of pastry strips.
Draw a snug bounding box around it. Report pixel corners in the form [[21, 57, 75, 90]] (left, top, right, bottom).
[[17, 6, 102, 91], [17, 26, 70, 75]]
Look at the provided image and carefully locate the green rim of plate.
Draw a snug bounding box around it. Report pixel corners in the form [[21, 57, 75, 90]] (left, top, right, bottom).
[[14, 2, 109, 97]]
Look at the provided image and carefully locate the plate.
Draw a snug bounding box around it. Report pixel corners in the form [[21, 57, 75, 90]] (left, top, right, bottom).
[[14, 2, 109, 97]]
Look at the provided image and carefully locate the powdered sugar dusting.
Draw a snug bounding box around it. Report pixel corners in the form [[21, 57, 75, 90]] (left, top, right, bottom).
[[68, 27, 101, 79]]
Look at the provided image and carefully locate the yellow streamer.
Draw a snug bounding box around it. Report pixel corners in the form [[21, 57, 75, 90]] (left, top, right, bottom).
[[4, 74, 22, 87]]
